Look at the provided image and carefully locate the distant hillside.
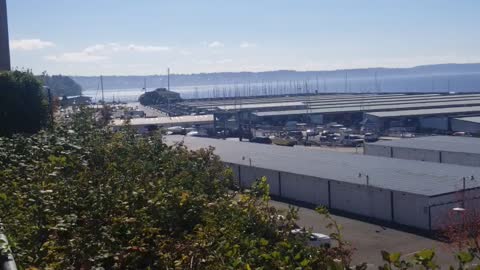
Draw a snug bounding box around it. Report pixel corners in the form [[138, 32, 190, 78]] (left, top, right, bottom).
[[39, 75, 82, 97], [71, 63, 480, 92]]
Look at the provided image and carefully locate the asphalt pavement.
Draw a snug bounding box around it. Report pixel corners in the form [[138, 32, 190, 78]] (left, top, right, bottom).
[[269, 200, 457, 268]]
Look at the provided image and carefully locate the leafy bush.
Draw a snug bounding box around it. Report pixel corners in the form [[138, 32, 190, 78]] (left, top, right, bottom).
[[0, 71, 49, 136], [0, 109, 345, 269], [3, 108, 480, 269]]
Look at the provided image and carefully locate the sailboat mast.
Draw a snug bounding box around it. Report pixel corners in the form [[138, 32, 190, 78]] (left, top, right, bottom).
[[344, 72, 348, 93], [167, 68, 170, 91]]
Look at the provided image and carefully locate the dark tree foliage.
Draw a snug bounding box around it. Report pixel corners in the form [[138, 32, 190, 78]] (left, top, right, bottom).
[[0, 71, 49, 136], [39, 73, 82, 97], [139, 88, 182, 106]]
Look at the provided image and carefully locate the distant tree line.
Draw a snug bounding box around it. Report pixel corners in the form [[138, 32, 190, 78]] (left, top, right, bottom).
[[138, 88, 182, 106], [39, 73, 82, 97]]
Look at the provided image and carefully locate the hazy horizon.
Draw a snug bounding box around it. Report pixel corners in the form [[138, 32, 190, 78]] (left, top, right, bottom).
[[19, 62, 480, 77], [7, 0, 480, 75]]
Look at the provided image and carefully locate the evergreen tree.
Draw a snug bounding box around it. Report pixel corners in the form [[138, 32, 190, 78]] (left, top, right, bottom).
[[0, 71, 49, 136]]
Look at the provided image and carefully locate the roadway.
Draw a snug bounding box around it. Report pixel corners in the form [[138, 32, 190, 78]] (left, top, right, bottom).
[[269, 200, 456, 268]]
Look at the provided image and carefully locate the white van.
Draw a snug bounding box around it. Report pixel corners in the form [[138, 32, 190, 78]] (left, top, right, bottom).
[[291, 228, 331, 248]]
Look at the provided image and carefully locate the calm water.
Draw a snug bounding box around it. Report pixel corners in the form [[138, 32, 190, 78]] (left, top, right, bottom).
[[83, 73, 480, 102]]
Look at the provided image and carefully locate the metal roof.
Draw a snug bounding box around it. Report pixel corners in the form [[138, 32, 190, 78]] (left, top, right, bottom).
[[182, 94, 480, 113], [183, 94, 429, 109], [367, 136, 480, 155], [256, 101, 480, 117], [454, 116, 480, 124], [217, 101, 305, 111], [165, 136, 480, 196], [181, 94, 413, 107], [366, 106, 480, 118], [111, 115, 214, 127], [307, 94, 480, 108]]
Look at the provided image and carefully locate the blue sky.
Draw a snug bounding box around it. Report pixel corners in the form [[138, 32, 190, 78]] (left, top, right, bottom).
[[7, 0, 480, 75]]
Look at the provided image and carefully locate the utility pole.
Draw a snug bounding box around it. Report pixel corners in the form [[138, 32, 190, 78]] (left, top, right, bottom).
[[0, 0, 10, 71]]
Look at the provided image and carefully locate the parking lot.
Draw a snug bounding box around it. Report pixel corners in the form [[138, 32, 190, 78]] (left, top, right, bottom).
[[269, 200, 456, 268]]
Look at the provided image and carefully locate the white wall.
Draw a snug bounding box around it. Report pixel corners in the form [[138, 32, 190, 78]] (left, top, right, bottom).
[[366, 145, 480, 167], [239, 166, 281, 196], [441, 152, 480, 167], [364, 144, 392, 158], [224, 162, 480, 231], [279, 172, 329, 207], [428, 189, 480, 230], [392, 147, 441, 163], [224, 163, 241, 186], [392, 191, 430, 230], [330, 181, 392, 221]]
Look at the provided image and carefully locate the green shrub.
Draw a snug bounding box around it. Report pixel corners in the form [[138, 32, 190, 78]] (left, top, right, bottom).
[[0, 70, 48, 136], [0, 109, 342, 269]]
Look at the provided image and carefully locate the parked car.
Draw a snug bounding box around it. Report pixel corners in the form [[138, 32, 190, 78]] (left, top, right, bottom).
[[304, 129, 318, 137], [249, 136, 272, 144], [321, 131, 340, 142], [287, 130, 303, 139], [291, 228, 331, 248], [342, 134, 364, 146], [167, 126, 186, 135], [452, 131, 472, 137], [364, 132, 378, 142], [186, 129, 208, 137]]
